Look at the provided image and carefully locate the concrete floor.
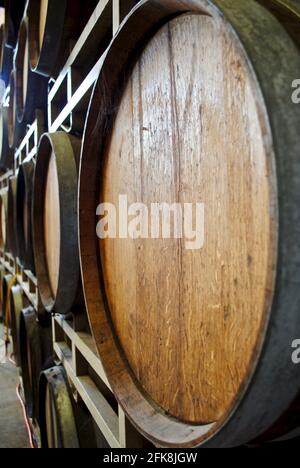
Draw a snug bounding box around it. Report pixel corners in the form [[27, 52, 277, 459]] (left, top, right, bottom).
[[0, 324, 30, 448]]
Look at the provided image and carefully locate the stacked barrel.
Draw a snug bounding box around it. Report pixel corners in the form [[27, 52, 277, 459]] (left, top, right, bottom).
[[0, 0, 300, 449], [0, 0, 100, 448]]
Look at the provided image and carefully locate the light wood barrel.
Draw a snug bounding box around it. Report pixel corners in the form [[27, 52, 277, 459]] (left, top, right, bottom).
[[79, 0, 300, 447], [28, 0, 98, 77], [9, 284, 23, 367], [7, 175, 18, 257], [0, 188, 8, 251], [33, 132, 82, 315], [15, 18, 48, 127], [16, 160, 35, 273]]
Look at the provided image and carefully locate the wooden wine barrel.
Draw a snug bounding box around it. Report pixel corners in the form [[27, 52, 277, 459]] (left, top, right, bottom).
[[28, 0, 98, 77], [9, 284, 23, 367], [8, 70, 25, 149], [16, 160, 35, 273], [0, 24, 4, 72], [257, 0, 300, 47], [33, 132, 82, 315], [0, 105, 14, 170], [0, 24, 13, 86], [0, 266, 6, 321], [7, 175, 17, 256], [7, 70, 17, 149], [19, 306, 53, 420], [0, 188, 8, 251], [1, 273, 15, 327], [15, 17, 48, 127], [246, 0, 300, 445], [79, 0, 300, 448], [39, 365, 107, 448], [39, 366, 80, 448], [4, 0, 27, 48], [19, 306, 42, 418]]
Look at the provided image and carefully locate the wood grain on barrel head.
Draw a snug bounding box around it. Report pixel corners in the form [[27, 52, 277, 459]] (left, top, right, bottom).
[[99, 14, 277, 424], [39, 0, 48, 50], [44, 151, 60, 298]]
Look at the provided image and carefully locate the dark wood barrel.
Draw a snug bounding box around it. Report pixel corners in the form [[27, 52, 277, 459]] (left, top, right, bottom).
[[0, 23, 13, 86], [0, 266, 6, 321], [16, 160, 35, 273], [33, 132, 82, 315], [246, 0, 300, 445], [1, 273, 15, 328], [0, 188, 8, 251], [79, 0, 300, 447], [19, 306, 42, 419], [4, 0, 27, 48], [7, 70, 17, 149], [19, 306, 53, 420], [39, 366, 79, 448], [39, 365, 107, 448], [0, 24, 4, 72], [28, 0, 98, 78], [7, 175, 17, 256], [9, 284, 23, 366], [8, 70, 25, 149], [0, 105, 14, 170], [15, 17, 48, 127], [257, 0, 300, 47]]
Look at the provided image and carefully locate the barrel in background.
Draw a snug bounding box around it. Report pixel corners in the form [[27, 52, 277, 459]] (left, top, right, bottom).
[[9, 284, 23, 366], [4, 0, 27, 48], [39, 366, 80, 448], [16, 160, 35, 273], [0, 265, 6, 321], [7, 174, 17, 256], [7, 70, 25, 149], [19, 305, 53, 420], [0, 188, 8, 251], [28, 0, 98, 78], [1, 273, 14, 327], [0, 23, 13, 86], [15, 17, 48, 127], [0, 105, 14, 170], [33, 132, 82, 315]]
